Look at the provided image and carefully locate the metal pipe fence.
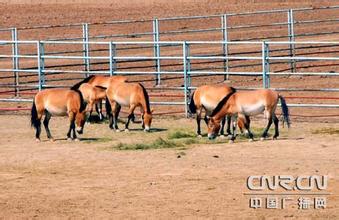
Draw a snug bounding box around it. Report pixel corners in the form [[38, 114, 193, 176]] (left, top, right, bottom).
[[0, 40, 338, 117], [0, 6, 338, 85]]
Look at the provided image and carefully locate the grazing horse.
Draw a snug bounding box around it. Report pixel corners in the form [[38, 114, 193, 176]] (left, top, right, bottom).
[[71, 75, 127, 120], [189, 84, 246, 137], [207, 88, 290, 142], [31, 88, 87, 142], [105, 82, 153, 132]]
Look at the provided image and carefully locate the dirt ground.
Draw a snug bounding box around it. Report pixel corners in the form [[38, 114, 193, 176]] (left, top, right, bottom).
[[0, 114, 338, 219]]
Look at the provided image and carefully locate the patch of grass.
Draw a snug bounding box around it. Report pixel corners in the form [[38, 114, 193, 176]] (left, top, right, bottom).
[[115, 137, 183, 150], [312, 128, 339, 135], [168, 130, 196, 139]]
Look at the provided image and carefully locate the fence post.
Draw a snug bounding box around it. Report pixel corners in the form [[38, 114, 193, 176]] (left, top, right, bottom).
[[262, 41, 270, 88], [37, 41, 45, 91], [183, 41, 189, 117], [11, 28, 19, 97], [109, 42, 116, 76], [82, 23, 90, 77], [221, 14, 230, 81], [153, 18, 161, 85], [287, 9, 296, 73]]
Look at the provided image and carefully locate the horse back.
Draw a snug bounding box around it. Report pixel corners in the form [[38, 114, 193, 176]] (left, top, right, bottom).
[[195, 84, 234, 110]]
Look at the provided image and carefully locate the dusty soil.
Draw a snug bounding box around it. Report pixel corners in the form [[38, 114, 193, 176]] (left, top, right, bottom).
[[0, 114, 338, 219]]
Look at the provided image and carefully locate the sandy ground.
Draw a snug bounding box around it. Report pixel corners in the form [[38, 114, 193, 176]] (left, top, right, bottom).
[[0, 114, 338, 219]]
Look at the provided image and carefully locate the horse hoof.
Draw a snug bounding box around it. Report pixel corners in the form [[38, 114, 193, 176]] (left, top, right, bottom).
[[228, 140, 234, 144], [248, 139, 254, 142], [124, 129, 129, 132], [115, 129, 121, 133], [74, 138, 80, 142], [49, 138, 55, 142], [227, 135, 233, 140], [219, 135, 226, 139], [67, 137, 72, 141], [260, 137, 265, 141], [273, 137, 278, 140], [197, 135, 202, 138], [35, 138, 41, 143]]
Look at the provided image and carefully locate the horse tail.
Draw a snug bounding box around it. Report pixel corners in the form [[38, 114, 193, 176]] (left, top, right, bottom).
[[279, 95, 290, 128], [31, 99, 40, 129], [188, 91, 196, 114], [71, 75, 95, 90], [138, 83, 151, 114], [105, 96, 112, 115]]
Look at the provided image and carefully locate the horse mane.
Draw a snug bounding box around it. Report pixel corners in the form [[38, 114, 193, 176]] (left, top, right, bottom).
[[138, 83, 151, 114], [71, 75, 95, 90], [72, 89, 87, 112], [210, 87, 236, 117]]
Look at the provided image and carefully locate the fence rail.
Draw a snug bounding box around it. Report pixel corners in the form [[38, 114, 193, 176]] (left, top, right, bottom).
[[0, 40, 338, 116]]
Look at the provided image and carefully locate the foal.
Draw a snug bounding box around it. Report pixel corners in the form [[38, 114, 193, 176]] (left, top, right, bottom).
[[31, 88, 87, 142], [207, 88, 290, 142]]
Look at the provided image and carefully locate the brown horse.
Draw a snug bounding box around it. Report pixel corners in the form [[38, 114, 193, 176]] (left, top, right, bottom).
[[31, 88, 87, 142], [71, 75, 127, 120], [207, 88, 290, 142], [105, 82, 153, 132], [189, 84, 246, 137]]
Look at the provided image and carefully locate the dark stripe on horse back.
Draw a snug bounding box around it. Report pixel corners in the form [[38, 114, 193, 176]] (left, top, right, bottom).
[[138, 83, 151, 114], [70, 75, 95, 90], [95, 85, 107, 90], [210, 87, 236, 117], [72, 89, 86, 112]]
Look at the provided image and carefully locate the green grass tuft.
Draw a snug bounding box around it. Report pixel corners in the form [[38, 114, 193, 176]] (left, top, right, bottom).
[[115, 137, 183, 150], [168, 130, 196, 139], [312, 128, 339, 135]]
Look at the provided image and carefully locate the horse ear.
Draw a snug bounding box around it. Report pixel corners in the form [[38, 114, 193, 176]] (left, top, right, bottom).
[[151, 108, 154, 113]]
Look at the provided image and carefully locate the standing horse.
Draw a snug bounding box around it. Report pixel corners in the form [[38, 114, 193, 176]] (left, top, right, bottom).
[[105, 82, 153, 132], [31, 88, 87, 142], [207, 89, 290, 142], [76, 83, 107, 122], [189, 84, 246, 137], [71, 75, 127, 120]]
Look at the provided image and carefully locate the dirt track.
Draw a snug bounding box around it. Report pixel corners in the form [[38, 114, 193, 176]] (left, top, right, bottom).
[[0, 114, 338, 219]]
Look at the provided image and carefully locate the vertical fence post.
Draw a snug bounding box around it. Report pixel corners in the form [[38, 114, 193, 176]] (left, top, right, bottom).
[[11, 28, 19, 96], [82, 23, 90, 77], [183, 41, 189, 117], [221, 14, 230, 81], [109, 41, 116, 76], [261, 41, 270, 88], [153, 18, 161, 85], [37, 41, 44, 91], [287, 9, 296, 73]]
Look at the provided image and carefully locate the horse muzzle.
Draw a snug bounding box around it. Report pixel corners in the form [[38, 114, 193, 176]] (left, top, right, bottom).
[[208, 133, 216, 140], [76, 127, 84, 134], [144, 126, 150, 132]]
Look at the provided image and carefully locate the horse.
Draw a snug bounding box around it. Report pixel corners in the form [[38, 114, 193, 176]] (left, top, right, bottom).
[[71, 75, 127, 120], [207, 88, 290, 142], [189, 84, 246, 137], [76, 83, 107, 122], [105, 82, 153, 132], [31, 88, 87, 142]]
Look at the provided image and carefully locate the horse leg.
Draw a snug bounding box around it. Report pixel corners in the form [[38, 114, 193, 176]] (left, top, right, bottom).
[[87, 102, 94, 123], [273, 113, 279, 139], [230, 115, 238, 142], [125, 104, 137, 131], [196, 108, 203, 137], [95, 101, 103, 120], [111, 102, 120, 131], [261, 110, 273, 140], [43, 111, 53, 141], [219, 116, 226, 137], [226, 115, 232, 137], [244, 115, 254, 141], [67, 112, 76, 140]]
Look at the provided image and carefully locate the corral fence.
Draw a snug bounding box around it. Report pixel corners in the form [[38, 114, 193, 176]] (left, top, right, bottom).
[[0, 6, 338, 117]]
